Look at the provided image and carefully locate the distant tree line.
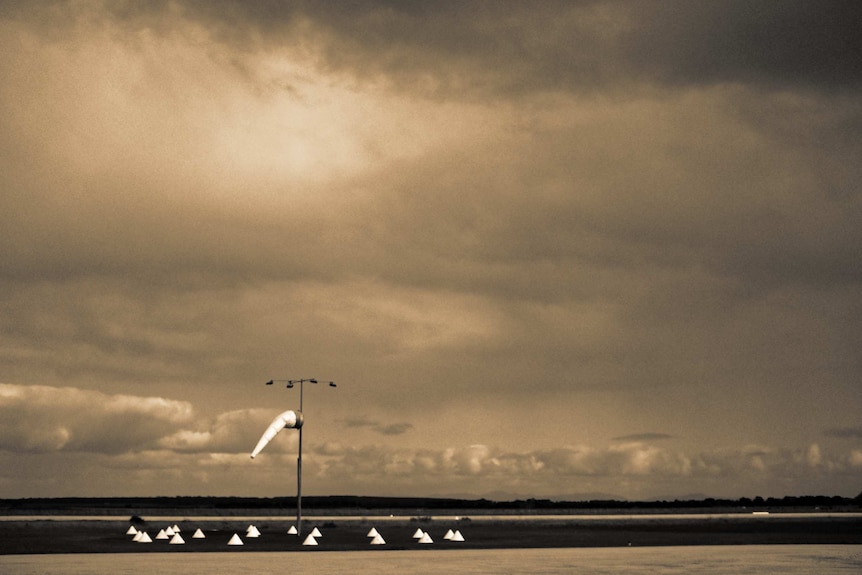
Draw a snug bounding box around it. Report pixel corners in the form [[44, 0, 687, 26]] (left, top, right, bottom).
[[0, 493, 859, 514]]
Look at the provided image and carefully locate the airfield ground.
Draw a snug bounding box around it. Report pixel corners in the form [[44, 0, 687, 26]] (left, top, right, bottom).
[[1, 514, 860, 554]]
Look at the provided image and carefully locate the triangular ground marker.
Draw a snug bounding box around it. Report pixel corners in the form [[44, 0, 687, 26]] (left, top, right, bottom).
[[165, 526, 175, 536], [169, 533, 185, 544], [302, 534, 318, 546], [227, 533, 244, 546], [443, 529, 454, 540], [412, 528, 424, 539], [126, 525, 138, 535], [246, 525, 261, 538], [192, 528, 205, 539], [155, 529, 169, 540], [138, 532, 152, 543], [132, 531, 143, 542], [173, 524, 181, 532], [287, 525, 298, 535], [418, 532, 433, 544], [309, 527, 322, 537], [370, 534, 386, 545], [452, 530, 465, 542], [367, 527, 379, 537]]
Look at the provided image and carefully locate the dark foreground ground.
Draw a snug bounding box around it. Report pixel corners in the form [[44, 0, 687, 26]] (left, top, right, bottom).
[[1, 515, 859, 555]]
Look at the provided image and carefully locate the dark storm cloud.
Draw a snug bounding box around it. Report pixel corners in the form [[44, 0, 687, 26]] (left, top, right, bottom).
[[622, 1, 862, 90], [185, 0, 862, 94], [7, 0, 858, 97]]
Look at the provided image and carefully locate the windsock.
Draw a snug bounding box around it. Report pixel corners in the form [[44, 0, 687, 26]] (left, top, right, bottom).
[[250, 409, 303, 458]]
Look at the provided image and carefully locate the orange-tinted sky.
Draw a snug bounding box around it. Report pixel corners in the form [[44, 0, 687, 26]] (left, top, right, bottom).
[[1, 1, 860, 500]]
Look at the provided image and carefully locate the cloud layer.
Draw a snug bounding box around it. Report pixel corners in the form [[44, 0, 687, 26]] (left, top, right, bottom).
[[0, 2, 860, 499], [0, 383, 193, 454], [0, 384, 859, 499]]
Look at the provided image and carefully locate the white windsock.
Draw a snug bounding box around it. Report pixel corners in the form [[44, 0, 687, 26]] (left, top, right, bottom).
[[250, 410, 303, 458]]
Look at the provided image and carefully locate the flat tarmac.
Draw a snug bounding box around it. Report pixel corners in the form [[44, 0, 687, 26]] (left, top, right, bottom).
[[1, 514, 860, 554]]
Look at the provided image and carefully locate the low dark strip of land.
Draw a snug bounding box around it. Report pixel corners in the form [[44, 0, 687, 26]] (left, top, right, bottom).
[[1, 494, 859, 516]]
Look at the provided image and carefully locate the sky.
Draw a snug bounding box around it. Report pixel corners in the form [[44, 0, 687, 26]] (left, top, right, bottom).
[[1, 0, 860, 502]]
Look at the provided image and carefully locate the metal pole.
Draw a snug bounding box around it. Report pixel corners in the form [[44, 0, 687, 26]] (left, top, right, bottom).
[[297, 380, 303, 537], [262, 378, 334, 537]]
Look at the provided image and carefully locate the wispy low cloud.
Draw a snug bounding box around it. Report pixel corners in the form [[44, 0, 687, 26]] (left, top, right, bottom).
[[0, 383, 194, 454], [376, 423, 415, 436], [612, 433, 673, 442], [343, 417, 378, 429], [343, 417, 414, 436], [824, 427, 862, 439]]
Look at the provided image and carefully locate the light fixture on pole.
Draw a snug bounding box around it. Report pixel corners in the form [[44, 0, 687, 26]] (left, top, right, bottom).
[[251, 378, 336, 537]]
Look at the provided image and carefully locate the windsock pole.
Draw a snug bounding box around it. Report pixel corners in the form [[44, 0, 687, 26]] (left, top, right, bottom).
[[257, 378, 337, 538], [297, 381, 303, 537]]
